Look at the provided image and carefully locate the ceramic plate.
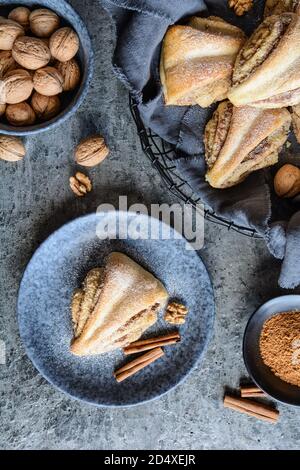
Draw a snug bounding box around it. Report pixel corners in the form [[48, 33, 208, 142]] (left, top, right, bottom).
[[243, 295, 300, 406], [18, 212, 214, 407]]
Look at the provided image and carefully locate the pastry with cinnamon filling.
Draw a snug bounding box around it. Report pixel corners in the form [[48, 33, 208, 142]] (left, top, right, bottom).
[[160, 16, 246, 107], [228, 13, 300, 108], [70, 252, 168, 356], [204, 101, 291, 188]]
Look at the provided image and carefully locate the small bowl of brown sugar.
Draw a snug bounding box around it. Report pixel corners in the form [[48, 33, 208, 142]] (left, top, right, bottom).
[[243, 295, 300, 406]]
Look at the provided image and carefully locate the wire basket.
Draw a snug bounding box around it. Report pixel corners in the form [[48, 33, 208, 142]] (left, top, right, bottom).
[[129, 95, 262, 239]]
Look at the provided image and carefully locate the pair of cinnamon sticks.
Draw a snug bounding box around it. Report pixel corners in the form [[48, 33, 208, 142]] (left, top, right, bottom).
[[224, 385, 279, 424], [114, 332, 181, 383]]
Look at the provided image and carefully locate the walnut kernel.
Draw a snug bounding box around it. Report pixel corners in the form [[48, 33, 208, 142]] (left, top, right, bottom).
[[164, 302, 189, 325], [69, 172, 92, 197]]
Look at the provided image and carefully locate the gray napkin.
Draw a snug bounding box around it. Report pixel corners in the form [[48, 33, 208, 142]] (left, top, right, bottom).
[[279, 212, 300, 288], [101, 0, 300, 288]]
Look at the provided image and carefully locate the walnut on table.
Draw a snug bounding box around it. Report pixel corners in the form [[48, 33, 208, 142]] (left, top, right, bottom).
[[164, 302, 189, 325], [69, 172, 92, 197]]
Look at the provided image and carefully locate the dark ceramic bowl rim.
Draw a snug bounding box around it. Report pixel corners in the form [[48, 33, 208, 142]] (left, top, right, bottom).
[[0, 0, 94, 136], [17, 211, 215, 408], [243, 295, 300, 407]]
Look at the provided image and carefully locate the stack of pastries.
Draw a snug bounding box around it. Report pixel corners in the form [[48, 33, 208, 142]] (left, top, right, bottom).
[[160, 2, 300, 188]]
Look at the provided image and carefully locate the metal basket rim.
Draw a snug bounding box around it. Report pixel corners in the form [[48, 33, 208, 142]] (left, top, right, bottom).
[[129, 95, 263, 239]]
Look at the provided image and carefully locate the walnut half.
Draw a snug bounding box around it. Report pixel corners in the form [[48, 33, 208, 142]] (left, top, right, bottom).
[[229, 0, 253, 16], [69, 172, 92, 197], [164, 302, 189, 325]]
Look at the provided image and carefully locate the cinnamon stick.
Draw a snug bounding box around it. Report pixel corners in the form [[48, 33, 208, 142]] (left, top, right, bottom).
[[115, 347, 164, 383], [123, 332, 181, 355], [240, 385, 266, 398], [224, 395, 279, 423]]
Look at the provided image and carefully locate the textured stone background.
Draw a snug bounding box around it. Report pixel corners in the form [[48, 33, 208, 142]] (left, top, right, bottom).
[[0, 0, 300, 450]]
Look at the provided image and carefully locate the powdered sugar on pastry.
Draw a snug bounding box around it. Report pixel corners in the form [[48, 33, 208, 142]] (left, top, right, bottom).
[[70, 253, 169, 356]]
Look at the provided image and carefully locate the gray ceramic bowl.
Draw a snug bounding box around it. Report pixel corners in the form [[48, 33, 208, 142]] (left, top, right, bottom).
[[243, 295, 300, 406], [0, 0, 93, 135]]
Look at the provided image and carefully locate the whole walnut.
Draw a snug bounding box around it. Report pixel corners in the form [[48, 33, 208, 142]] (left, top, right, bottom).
[[0, 17, 24, 50], [0, 51, 16, 78], [12, 36, 51, 70], [33, 66, 63, 96], [8, 7, 31, 30], [56, 58, 81, 91], [0, 135, 26, 161], [30, 8, 60, 38], [75, 135, 110, 167], [31, 92, 60, 121], [50, 27, 79, 62], [1, 69, 33, 105], [6, 102, 36, 126], [274, 164, 300, 198]]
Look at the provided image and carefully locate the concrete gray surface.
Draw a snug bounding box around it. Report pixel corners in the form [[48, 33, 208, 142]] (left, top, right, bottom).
[[0, 0, 300, 450]]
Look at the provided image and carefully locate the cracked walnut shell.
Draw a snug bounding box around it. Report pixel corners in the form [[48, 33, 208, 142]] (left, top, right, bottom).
[[30, 9, 60, 38], [33, 66, 63, 96], [0, 17, 24, 50], [164, 302, 189, 325], [228, 0, 253, 15], [50, 27, 80, 62], [6, 102, 36, 126], [70, 172, 92, 197], [75, 135, 109, 167], [31, 92, 60, 121], [1, 69, 33, 105], [0, 135, 25, 161], [12, 36, 51, 70]]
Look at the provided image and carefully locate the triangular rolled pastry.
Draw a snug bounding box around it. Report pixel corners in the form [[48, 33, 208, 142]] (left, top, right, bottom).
[[204, 101, 291, 188], [160, 16, 246, 108], [264, 0, 300, 17], [70, 252, 168, 356], [228, 13, 300, 108]]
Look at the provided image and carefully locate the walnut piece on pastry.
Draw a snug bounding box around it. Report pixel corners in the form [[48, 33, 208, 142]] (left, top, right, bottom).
[[228, 13, 300, 108], [160, 16, 246, 108], [70, 252, 168, 356], [264, 0, 300, 17], [291, 103, 300, 143], [204, 101, 291, 188]]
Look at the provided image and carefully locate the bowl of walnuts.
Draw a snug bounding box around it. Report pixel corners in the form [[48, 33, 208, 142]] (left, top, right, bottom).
[[0, 0, 93, 135]]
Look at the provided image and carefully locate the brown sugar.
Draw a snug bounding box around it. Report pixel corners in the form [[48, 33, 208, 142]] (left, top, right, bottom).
[[260, 311, 300, 388]]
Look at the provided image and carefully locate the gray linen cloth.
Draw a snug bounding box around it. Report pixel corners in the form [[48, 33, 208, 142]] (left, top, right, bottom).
[[101, 0, 300, 288]]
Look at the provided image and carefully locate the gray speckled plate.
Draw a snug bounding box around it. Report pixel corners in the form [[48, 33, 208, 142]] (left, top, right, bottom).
[[18, 212, 214, 407]]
